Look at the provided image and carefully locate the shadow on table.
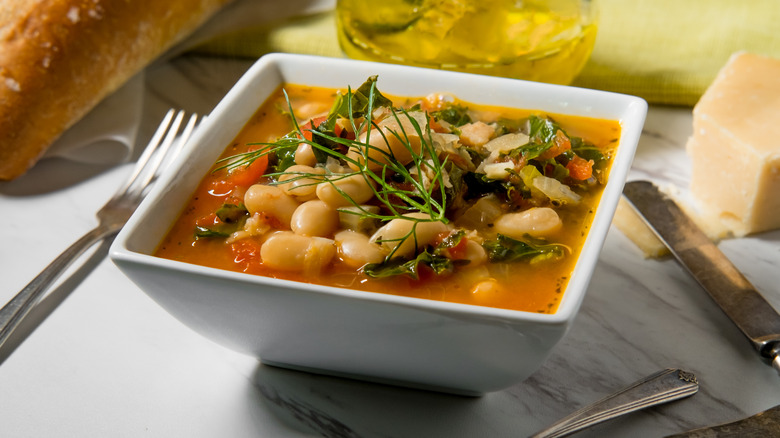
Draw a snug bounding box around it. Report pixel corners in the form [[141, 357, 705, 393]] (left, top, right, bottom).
[[0, 157, 118, 197], [0, 238, 113, 365], [247, 362, 513, 438]]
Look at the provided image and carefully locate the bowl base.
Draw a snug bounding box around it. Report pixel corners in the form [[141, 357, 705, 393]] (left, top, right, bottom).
[[261, 359, 485, 397]]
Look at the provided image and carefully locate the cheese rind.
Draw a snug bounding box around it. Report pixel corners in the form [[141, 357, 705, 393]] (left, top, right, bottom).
[[687, 52, 780, 236]]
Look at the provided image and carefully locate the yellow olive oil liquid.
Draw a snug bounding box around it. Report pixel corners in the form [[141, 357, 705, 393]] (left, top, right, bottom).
[[336, 0, 598, 85]]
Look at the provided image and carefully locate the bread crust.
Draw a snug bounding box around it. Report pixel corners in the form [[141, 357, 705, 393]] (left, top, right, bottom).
[[0, 0, 231, 180]]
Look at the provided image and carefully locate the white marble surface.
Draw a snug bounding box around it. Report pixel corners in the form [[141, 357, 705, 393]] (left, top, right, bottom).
[[1, 54, 779, 438]]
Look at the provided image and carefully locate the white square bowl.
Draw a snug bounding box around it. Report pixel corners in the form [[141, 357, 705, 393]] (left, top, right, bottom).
[[110, 53, 647, 395]]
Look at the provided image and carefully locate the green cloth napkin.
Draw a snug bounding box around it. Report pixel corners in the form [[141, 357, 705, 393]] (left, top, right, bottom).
[[192, 0, 780, 106], [578, 0, 780, 106]]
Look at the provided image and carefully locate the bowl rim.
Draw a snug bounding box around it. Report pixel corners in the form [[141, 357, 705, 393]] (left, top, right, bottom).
[[110, 52, 647, 326]]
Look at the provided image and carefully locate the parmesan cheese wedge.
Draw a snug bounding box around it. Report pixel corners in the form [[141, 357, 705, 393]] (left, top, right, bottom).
[[686, 52, 780, 237]]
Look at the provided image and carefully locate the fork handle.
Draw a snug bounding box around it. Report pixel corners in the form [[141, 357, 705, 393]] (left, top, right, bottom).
[[0, 225, 118, 349], [530, 369, 699, 438]]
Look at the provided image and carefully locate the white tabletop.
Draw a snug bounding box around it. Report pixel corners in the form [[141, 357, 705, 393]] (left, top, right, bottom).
[[1, 54, 779, 438]]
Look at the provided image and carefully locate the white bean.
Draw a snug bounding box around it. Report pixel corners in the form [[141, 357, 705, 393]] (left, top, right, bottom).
[[244, 184, 300, 227], [260, 231, 336, 275], [316, 173, 376, 208], [463, 239, 487, 267], [292, 102, 328, 121], [370, 212, 448, 259], [338, 205, 380, 234], [302, 237, 337, 277], [470, 279, 506, 303], [347, 112, 428, 171], [334, 230, 386, 267], [291, 200, 339, 237], [278, 165, 324, 200], [493, 207, 562, 239], [294, 143, 317, 167]]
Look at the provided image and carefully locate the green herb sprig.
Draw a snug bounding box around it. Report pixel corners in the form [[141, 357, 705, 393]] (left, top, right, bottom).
[[217, 77, 451, 260]]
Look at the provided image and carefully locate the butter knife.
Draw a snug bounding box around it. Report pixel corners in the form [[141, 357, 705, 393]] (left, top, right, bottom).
[[621, 180, 780, 374], [666, 404, 780, 437]]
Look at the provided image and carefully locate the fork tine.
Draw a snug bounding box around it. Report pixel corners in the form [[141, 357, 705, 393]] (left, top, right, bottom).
[[152, 113, 199, 184], [134, 110, 187, 191], [113, 109, 176, 197], [115, 110, 200, 204], [177, 114, 200, 157], [138, 112, 199, 195]]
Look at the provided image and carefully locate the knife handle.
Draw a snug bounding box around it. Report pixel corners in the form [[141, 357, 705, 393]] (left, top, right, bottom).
[[530, 368, 699, 438], [665, 404, 780, 437]]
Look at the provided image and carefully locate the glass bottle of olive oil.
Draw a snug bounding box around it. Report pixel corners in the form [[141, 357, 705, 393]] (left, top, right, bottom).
[[336, 0, 598, 85]]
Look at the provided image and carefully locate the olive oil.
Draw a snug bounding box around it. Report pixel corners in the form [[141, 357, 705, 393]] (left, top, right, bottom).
[[336, 0, 598, 85]]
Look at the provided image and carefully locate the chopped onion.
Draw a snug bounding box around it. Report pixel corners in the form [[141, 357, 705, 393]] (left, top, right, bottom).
[[431, 132, 459, 147], [532, 175, 582, 204], [483, 161, 514, 180], [455, 195, 503, 229], [482, 133, 530, 153]]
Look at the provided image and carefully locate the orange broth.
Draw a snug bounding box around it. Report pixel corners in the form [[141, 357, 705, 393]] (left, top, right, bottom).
[[155, 84, 621, 313]]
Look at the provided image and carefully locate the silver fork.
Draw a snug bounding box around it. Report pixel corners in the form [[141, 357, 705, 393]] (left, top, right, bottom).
[[0, 109, 199, 350], [530, 368, 699, 438]]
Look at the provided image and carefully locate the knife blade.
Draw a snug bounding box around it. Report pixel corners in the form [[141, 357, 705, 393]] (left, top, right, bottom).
[[665, 404, 780, 437], [621, 180, 780, 374]]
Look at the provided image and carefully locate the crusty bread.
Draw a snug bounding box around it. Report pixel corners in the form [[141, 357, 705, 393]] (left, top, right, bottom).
[[0, 0, 232, 180]]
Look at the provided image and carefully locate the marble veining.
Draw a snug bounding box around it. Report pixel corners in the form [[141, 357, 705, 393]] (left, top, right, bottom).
[[0, 55, 778, 437]]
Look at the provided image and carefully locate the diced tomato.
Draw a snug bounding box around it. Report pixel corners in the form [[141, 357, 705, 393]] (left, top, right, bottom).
[[231, 238, 264, 271], [225, 189, 246, 207], [195, 212, 220, 228], [539, 130, 572, 160], [428, 115, 446, 133], [302, 116, 327, 141], [416, 264, 436, 282], [432, 231, 449, 246], [300, 115, 355, 148], [566, 155, 594, 180], [446, 238, 468, 260], [434, 230, 469, 260], [225, 149, 268, 188]]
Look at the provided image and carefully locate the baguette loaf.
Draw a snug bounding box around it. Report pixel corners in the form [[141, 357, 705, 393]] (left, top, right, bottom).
[[0, 0, 232, 180]]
